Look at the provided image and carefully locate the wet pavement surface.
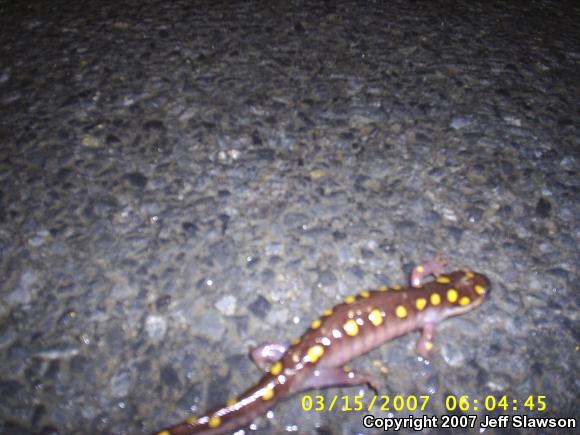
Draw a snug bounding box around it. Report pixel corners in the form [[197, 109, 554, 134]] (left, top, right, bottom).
[[0, 1, 578, 434]]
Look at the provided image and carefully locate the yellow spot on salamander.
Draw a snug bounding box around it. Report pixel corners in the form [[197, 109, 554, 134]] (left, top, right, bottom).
[[262, 384, 275, 401], [395, 305, 408, 318], [447, 288, 458, 303], [360, 290, 370, 298], [322, 308, 333, 316], [459, 296, 471, 306], [226, 398, 237, 407], [475, 284, 486, 295], [415, 265, 425, 273], [465, 271, 475, 279], [157, 431, 171, 435], [344, 295, 356, 304], [430, 293, 441, 306], [392, 284, 402, 291], [425, 342, 433, 351], [436, 276, 451, 284], [208, 415, 221, 428], [343, 319, 359, 336], [415, 297, 427, 311], [270, 361, 283, 376], [379, 285, 388, 291], [368, 308, 384, 326], [185, 416, 198, 425], [311, 319, 321, 329], [307, 344, 325, 363], [291, 337, 301, 345]]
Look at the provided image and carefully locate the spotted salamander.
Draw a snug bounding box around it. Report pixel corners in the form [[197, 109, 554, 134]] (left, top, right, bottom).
[[156, 259, 490, 435]]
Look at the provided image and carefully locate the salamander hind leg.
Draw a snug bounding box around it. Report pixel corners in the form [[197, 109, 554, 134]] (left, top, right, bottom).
[[300, 367, 383, 394], [250, 342, 288, 371], [410, 257, 448, 287], [415, 322, 436, 360]]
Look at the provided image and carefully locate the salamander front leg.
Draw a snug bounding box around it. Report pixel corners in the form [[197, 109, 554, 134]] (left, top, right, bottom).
[[250, 342, 288, 371], [416, 322, 436, 359], [299, 367, 383, 394], [410, 257, 447, 287]]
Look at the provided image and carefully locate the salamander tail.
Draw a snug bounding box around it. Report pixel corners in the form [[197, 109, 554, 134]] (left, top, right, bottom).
[[155, 374, 283, 435]]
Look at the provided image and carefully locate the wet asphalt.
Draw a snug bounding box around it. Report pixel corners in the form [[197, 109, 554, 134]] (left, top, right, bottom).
[[0, 1, 578, 434]]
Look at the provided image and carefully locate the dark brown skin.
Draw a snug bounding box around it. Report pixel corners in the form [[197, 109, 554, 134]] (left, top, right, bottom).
[[156, 265, 491, 435]]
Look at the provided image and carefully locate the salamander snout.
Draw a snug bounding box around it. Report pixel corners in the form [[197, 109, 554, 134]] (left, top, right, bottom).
[[459, 271, 491, 302], [473, 272, 491, 296]]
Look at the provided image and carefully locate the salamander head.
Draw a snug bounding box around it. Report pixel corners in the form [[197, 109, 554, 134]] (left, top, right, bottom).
[[437, 270, 491, 317]]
